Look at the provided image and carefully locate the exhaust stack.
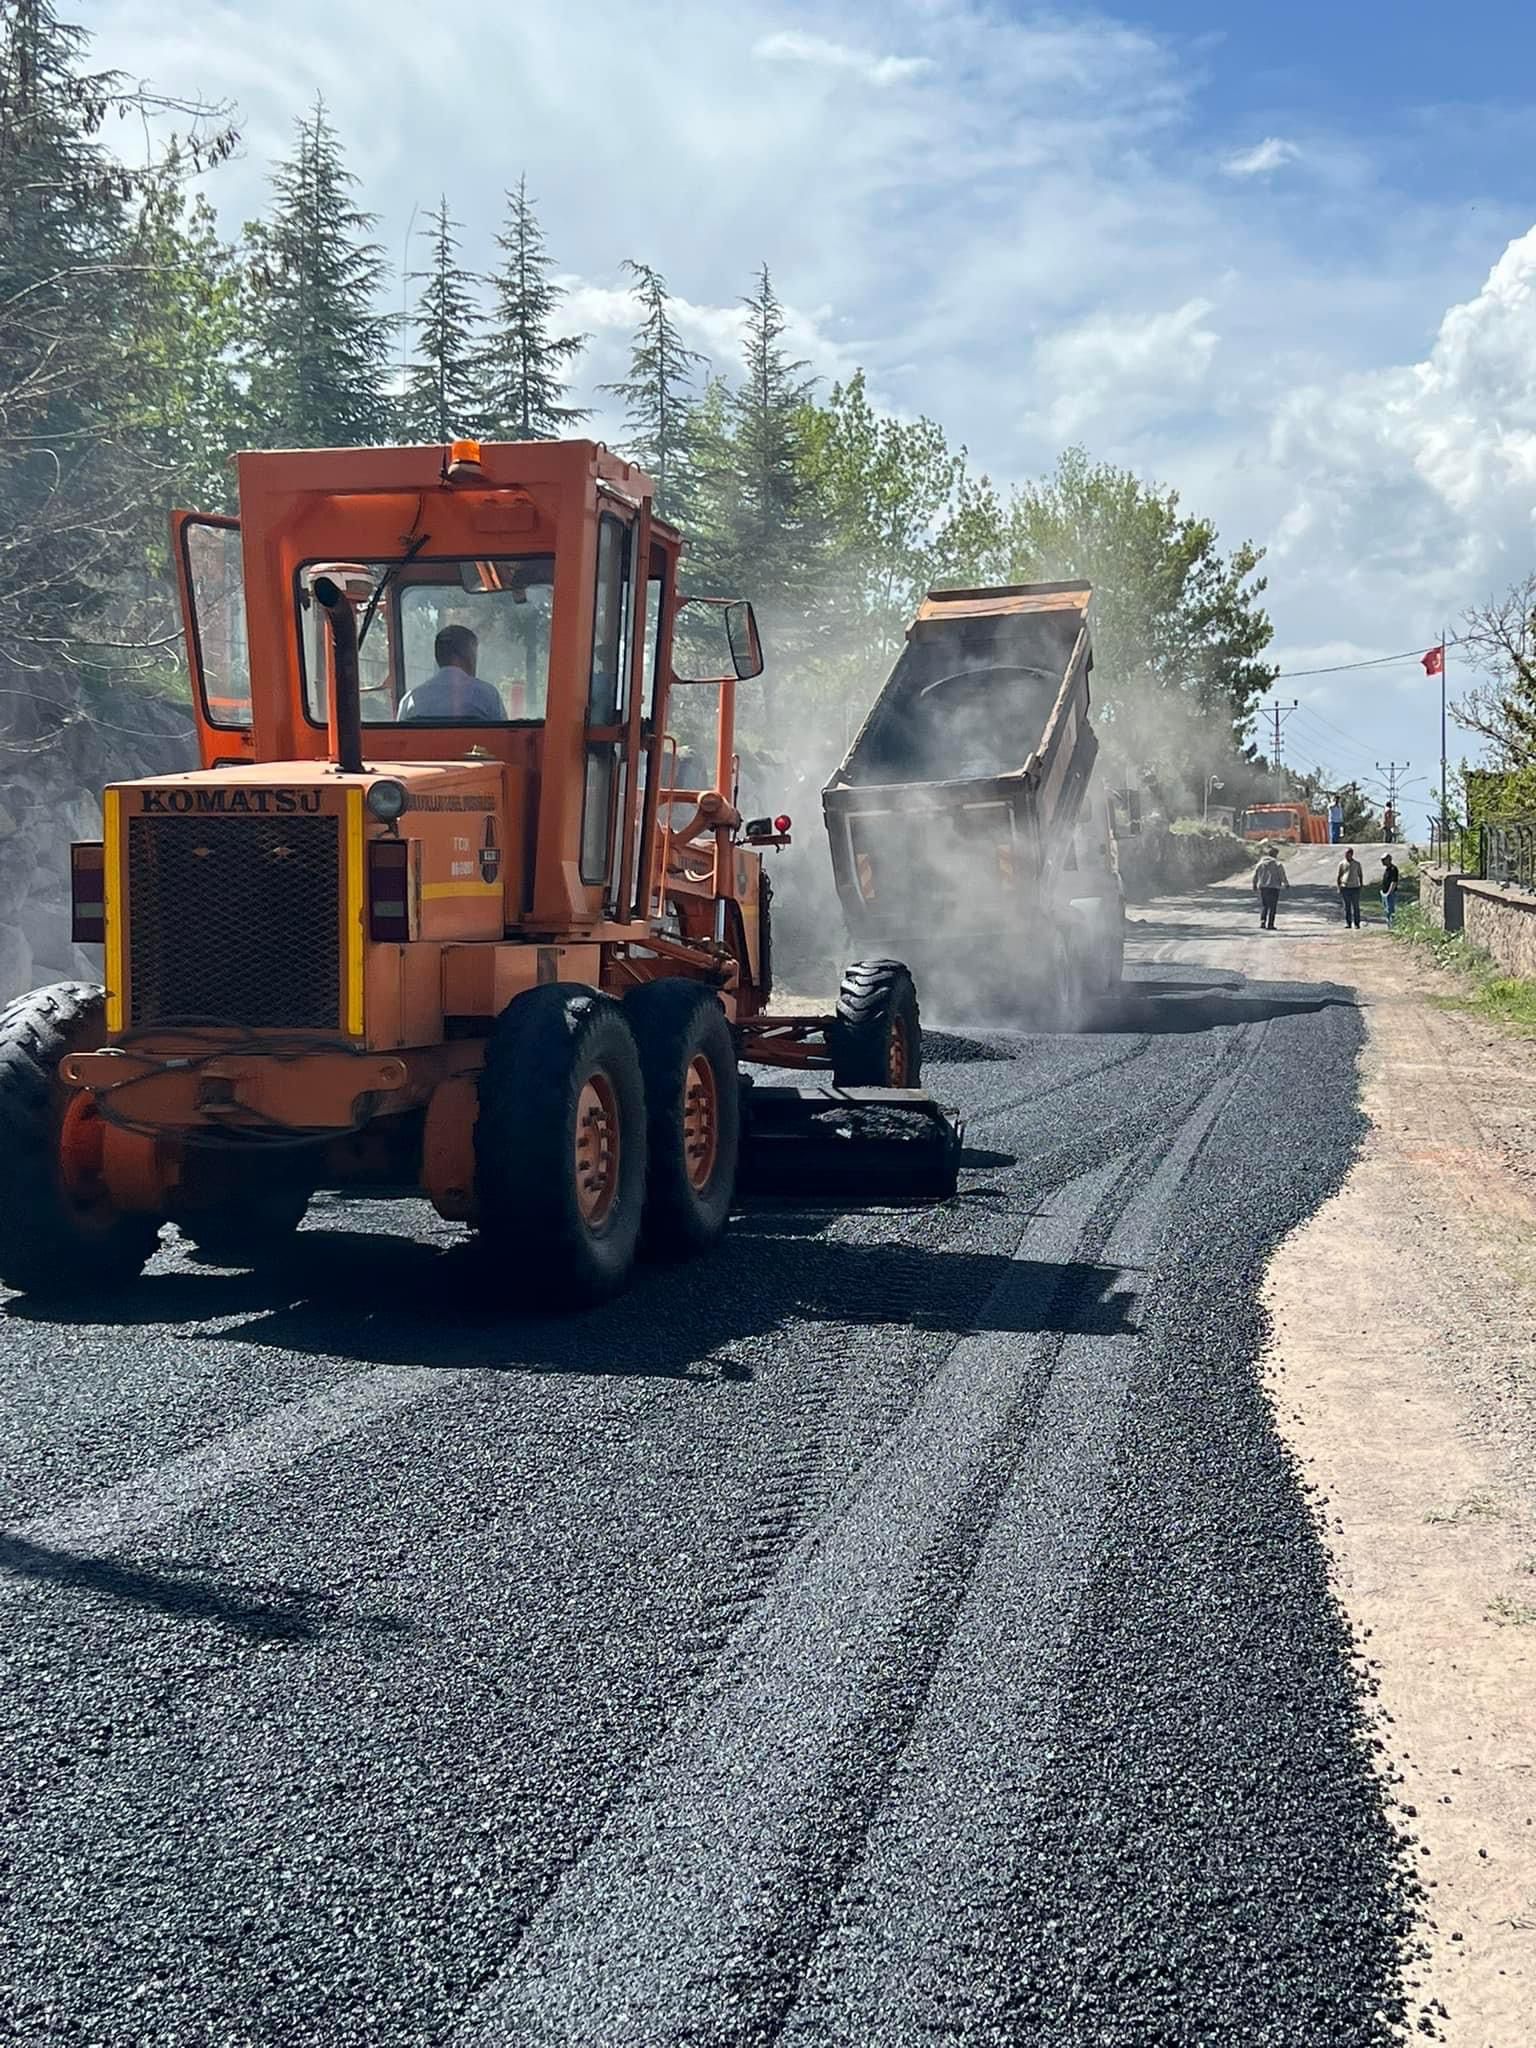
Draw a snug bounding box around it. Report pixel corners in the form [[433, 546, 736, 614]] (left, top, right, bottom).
[[312, 574, 364, 775]]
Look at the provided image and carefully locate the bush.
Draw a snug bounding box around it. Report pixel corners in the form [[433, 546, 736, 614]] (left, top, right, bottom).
[[1391, 905, 1536, 1034]]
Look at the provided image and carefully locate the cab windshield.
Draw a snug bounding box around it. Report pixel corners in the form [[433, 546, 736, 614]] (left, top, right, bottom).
[[300, 555, 554, 726]]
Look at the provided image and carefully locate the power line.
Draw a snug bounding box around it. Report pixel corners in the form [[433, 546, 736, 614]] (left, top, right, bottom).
[[1269, 640, 1461, 681], [1290, 702, 1380, 756], [1286, 714, 1382, 782]]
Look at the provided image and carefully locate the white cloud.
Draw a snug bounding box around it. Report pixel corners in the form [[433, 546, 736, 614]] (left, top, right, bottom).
[[753, 30, 932, 87], [1261, 227, 1536, 631], [1030, 299, 1220, 438], [1223, 137, 1301, 178]]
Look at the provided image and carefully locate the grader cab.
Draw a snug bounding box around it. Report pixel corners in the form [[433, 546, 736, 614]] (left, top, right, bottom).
[[0, 438, 958, 1306]]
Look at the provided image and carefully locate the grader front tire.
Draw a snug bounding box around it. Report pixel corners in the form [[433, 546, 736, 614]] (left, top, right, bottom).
[[0, 983, 158, 1297], [474, 985, 647, 1308], [828, 960, 923, 1089]]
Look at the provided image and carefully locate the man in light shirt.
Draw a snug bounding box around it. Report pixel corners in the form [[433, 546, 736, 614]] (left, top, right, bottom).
[[1251, 845, 1288, 930], [398, 624, 503, 723], [1336, 847, 1364, 928]]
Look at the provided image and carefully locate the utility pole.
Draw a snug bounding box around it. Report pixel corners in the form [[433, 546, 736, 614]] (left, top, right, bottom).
[[1439, 627, 1448, 853], [1270, 699, 1299, 790], [1377, 760, 1409, 844]]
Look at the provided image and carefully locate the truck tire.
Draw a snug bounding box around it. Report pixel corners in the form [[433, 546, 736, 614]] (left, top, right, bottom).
[[475, 984, 647, 1307], [829, 960, 923, 1088], [0, 983, 158, 1297], [1070, 896, 1124, 995], [1041, 927, 1087, 1032], [625, 979, 741, 1259]]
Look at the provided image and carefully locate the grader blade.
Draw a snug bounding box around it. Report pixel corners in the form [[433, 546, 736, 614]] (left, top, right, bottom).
[[739, 1085, 963, 1203]]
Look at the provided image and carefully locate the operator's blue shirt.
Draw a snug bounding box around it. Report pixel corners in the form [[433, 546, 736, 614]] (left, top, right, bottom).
[[398, 667, 503, 722]]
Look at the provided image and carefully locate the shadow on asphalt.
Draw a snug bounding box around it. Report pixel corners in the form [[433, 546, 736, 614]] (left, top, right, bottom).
[[1091, 983, 1359, 1035], [3, 1224, 1139, 1373], [923, 1031, 1019, 1064], [0, 1532, 411, 1643]]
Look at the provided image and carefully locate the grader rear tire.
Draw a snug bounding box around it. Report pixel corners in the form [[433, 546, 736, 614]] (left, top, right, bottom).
[[0, 983, 158, 1297], [475, 984, 647, 1308], [828, 960, 922, 1088], [625, 979, 741, 1260]]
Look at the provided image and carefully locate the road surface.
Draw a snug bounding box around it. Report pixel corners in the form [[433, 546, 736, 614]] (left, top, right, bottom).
[[1, 854, 1416, 2047]]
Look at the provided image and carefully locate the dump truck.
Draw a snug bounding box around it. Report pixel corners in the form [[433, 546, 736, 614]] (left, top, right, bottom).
[[1241, 802, 1328, 845], [822, 581, 1127, 1026], [0, 438, 959, 1308]]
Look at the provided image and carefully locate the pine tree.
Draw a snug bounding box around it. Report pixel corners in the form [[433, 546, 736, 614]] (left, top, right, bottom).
[[730, 265, 819, 580], [242, 97, 394, 448], [480, 175, 586, 441], [689, 264, 823, 682], [601, 260, 706, 517], [400, 196, 483, 444]]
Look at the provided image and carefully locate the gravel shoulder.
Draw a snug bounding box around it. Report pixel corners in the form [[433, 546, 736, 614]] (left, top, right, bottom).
[[1132, 849, 1536, 2046]]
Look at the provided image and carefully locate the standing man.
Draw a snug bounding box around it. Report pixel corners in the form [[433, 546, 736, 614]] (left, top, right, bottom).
[[1337, 846, 1364, 928], [1252, 843, 1288, 930], [1379, 852, 1401, 927]]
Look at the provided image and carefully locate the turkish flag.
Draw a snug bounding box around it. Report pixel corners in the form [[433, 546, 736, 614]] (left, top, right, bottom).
[[1422, 645, 1445, 675]]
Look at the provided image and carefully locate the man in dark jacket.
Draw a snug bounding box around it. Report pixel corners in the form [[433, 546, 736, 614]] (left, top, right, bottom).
[[1380, 853, 1401, 926]]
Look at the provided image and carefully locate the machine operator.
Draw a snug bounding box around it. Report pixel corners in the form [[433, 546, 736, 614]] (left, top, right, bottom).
[[397, 624, 503, 722]]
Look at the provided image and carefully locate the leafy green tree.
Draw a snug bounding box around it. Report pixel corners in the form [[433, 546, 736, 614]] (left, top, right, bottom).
[[119, 159, 243, 517], [799, 370, 963, 676], [0, 0, 236, 712], [939, 448, 1275, 804], [480, 175, 586, 440], [242, 98, 394, 449], [400, 196, 484, 444], [602, 260, 706, 518]]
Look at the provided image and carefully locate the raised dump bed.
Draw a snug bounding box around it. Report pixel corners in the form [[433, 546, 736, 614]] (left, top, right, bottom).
[[822, 581, 1125, 1025]]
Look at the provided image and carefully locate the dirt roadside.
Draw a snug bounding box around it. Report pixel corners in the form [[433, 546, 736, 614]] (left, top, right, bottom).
[[1131, 851, 1536, 2046]]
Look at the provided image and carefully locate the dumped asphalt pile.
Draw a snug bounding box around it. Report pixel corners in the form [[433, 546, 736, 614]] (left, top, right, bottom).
[[0, 963, 1417, 2047]]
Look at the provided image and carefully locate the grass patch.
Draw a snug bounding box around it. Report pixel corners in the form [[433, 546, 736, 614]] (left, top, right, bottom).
[[1424, 1491, 1502, 1526], [1390, 907, 1536, 1036], [1487, 1593, 1536, 1628]]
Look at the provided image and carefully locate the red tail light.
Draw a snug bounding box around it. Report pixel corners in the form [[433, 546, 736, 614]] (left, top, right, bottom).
[[774, 814, 792, 836], [368, 838, 411, 942], [71, 842, 105, 944]]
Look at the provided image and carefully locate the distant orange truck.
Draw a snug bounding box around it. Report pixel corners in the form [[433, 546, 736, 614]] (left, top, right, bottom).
[[1242, 802, 1328, 845]]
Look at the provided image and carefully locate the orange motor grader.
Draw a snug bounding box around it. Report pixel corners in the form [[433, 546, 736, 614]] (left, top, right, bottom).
[[0, 437, 958, 1306]]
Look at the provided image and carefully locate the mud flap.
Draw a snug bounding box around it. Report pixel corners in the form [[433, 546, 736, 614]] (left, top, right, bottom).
[[738, 1084, 963, 1203]]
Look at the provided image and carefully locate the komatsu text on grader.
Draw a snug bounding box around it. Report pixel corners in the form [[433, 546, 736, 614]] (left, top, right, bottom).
[[0, 439, 959, 1305]]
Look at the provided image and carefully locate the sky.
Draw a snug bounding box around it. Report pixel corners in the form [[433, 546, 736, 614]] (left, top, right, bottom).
[[79, 0, 1536, 832]]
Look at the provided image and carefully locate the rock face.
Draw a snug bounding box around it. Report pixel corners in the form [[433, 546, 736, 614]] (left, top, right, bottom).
[[0, 685, 195, 1005]]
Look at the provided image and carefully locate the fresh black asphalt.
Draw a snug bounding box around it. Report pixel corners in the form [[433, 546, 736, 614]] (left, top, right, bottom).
[[0, 951, 1417, 2046]]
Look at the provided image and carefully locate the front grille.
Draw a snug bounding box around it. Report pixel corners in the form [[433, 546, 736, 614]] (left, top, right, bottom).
[[127, 813, 342, 1029]]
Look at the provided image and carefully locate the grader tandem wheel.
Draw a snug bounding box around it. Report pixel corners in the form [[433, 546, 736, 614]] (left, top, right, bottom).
[[0, 961, 959, 1310]]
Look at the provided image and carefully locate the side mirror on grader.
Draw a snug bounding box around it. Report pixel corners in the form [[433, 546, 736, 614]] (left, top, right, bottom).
[[0, 439, 959, 1310]]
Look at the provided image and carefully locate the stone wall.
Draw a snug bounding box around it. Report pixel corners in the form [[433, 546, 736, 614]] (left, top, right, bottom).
[[0, 687, 195, 1004], [1459, 879, 1536, 982], [1419, 865, 1466, 933], [1118, 823, 1249, 902]]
